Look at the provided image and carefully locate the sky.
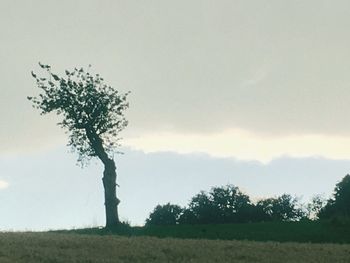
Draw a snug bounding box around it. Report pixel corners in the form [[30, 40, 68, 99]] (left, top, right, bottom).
[[1, 0, 350, 230]]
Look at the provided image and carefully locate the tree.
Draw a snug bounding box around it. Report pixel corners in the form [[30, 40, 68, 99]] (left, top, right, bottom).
[[306, 195, 327, 220], [181, 185, 253, 224], [178, 208, 197, 225], [256, 194, 304, 221], [319, 174, 350, 219], [210, 185, 252, 223], [28, 63, 129, 228], [187, 191, 216, 224], [146, 203, 183, 226]]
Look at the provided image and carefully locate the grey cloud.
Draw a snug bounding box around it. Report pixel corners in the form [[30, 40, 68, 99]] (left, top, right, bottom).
[[1, 0, 350, 153]]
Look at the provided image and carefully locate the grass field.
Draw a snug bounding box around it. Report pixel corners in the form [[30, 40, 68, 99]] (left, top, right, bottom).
[[2, 221, 350, 262], [1, 232, 350, 263]]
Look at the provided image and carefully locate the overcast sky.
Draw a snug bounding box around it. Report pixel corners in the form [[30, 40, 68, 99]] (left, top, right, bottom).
[[1, 0, 350, 229]]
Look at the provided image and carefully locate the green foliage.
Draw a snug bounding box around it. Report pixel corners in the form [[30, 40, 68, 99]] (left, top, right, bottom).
[[256, 194, 304, 222], [184, 185, 254, 224], [146, 176, 350, 226], [146, 203, 183, 226], [138, 221, 350, 243], [319, 174, 350, 219], [306, 195, 327, 220], [28, 63, 129, 164], [59, 220, 350, 244], [185, 190, 217, 224], [147, 185, 307, 225]]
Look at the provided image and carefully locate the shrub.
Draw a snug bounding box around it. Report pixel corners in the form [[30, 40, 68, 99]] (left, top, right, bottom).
[[146, 203, 183, 226]]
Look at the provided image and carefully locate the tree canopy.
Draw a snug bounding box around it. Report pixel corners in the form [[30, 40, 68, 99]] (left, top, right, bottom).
[[319, 174, 350, 219], [146, 203, 183, 226], [146, 185, 307, 225], [28, 63, 129, 165]]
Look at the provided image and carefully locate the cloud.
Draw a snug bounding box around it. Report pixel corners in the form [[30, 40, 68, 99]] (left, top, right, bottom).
[[0, 180, 9, 190], [0, 146, 347, 229], [125, 129, 350, 163], [1, 0, 350, 155], [241, 65, 269, 88]]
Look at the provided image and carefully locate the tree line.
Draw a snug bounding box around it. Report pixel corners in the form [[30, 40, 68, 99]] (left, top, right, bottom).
[[146, 174, 350, 226]]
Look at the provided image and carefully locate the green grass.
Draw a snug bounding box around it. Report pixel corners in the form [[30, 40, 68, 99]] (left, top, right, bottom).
[[58, 220, 350, 244], [1, 232, 350, 263]]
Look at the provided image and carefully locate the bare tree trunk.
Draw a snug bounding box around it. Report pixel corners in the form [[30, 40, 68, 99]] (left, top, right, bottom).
[[103, 158, 120, 227], [85, 128, 120, 228]]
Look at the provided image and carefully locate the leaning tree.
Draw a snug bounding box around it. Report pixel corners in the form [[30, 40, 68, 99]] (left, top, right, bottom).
[[28, 63, 130, 228]]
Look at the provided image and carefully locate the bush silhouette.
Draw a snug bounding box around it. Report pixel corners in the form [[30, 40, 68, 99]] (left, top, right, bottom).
[[146, 203, 183, 226], [256, 194, 304, 222], [146, 185, 308, 225], [319, 174, 350, 219]]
